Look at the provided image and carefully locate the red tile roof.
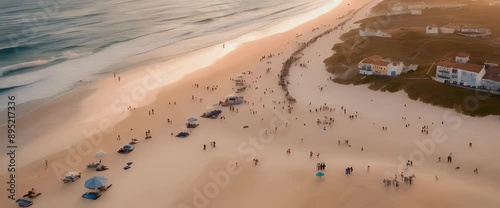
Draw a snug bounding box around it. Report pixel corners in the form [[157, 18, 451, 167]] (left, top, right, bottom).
[[487, 66, 500, 74], [437, 60, 455, 68], [454, 63, 484, 73], [360, 55, 383, 64], [437, 61, 484, 73], [373, 60, 389, 67], [483, 73, 500, 82]]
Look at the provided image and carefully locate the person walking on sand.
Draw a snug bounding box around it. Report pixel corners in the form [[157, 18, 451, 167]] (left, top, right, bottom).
[[213, 141, 216, 148], [317, 153, 320, 158], [310, 151, 313, 159], [350, 167, 353, 173], [45, 160, 48, 169], [253, 159, 259, 166], [203, 144, 206, 151], [447, 153, 452, 163]]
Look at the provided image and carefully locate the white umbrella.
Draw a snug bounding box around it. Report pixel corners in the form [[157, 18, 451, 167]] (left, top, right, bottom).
[[95, 149, 106, 159]]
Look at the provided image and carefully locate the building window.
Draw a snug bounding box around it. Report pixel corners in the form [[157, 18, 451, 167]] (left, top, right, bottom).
[[452, 69, 458, 74]]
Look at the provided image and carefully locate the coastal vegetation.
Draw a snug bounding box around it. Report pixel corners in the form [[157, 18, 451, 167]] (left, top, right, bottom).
[[324, 1, 500, 116]]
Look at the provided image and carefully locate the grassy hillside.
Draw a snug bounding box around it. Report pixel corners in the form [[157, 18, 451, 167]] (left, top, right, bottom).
[[324, 1, 500, 116]]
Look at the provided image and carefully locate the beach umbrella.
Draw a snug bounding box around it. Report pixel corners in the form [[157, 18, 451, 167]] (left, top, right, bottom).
[[316, 172, 325, 178], [187, 117, 198, 122], [84, 176, 107, 189], [95, 149, 106, 159]]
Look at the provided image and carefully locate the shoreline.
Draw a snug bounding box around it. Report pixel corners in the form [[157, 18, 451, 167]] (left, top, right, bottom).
[[0, 0, 345, 115], [0, 0, 356, 170], [2, 0, 500, 207]]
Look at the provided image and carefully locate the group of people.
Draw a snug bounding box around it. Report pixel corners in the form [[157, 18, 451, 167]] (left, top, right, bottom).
[[203, 141, 217, 150], [421, 125, 429, 134], [382, 178, 399, 187], [345, 167, 354, 174], [316, 162, 326, 170], [405, 160, 414, 167]]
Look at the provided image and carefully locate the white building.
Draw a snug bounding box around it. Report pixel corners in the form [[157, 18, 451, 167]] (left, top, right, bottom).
[[457, 26, 492, 37], [426, 25, 439, 34], [435, 53, 486, 88], [359, 55, 404, 76], [388, 61, 405, 75]]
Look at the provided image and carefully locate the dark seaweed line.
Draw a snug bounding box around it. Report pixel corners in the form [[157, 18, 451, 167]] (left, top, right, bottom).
[[278, 1, 374, 104]]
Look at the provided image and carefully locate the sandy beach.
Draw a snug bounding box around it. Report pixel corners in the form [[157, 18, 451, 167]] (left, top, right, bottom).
[[1, 0, 500, 207]]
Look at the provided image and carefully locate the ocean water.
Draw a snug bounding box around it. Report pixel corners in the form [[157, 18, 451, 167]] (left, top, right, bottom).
[[0, 0, 332, 111]]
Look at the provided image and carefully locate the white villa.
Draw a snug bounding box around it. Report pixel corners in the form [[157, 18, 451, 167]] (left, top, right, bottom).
[[436, 23, 492, 37], [359, 55, 404, 76], [435, 53, 486, 88], [426, 25, 439, 34]]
